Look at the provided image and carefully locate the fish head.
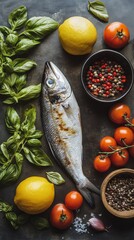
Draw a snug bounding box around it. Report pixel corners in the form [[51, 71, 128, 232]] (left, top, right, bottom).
[[42, 61, 71, 103]]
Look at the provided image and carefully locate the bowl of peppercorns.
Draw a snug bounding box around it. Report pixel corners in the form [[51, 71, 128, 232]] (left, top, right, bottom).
[[81, 49, 134, 103], [101, 168, 134, 218]]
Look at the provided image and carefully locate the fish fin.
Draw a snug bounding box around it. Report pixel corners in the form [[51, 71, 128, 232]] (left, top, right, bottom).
[[77, 186, 95, 208], [76, 177, 100, 208]]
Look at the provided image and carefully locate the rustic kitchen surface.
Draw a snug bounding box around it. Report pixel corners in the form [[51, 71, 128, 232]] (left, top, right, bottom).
[[0, 0, 134, 239]]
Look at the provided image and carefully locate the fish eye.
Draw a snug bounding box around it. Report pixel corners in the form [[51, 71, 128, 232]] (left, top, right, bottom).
[[46, 78, 56, 88]]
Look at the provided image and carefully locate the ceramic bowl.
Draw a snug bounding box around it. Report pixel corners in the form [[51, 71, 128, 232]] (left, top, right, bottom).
[[101, 168, 134, 218], [81, 49, 134, 103]]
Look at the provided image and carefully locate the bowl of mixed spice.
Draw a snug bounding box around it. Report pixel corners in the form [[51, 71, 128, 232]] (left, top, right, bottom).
[[81, 49, 134, 103], [101, 168, 134, 218]]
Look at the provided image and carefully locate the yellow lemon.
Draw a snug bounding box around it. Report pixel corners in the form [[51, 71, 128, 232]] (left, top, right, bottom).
[[58, 16, 97, 55], [14, 176, 55, 214]]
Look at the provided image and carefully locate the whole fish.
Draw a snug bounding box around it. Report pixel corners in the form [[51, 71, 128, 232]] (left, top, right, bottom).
[[41, 61, 100, 207]]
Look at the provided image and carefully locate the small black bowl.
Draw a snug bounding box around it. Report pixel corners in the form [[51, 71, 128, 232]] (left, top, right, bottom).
[[81, 49, 134, 103]]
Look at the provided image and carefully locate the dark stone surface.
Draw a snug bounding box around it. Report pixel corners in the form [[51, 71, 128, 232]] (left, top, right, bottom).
[[0, 0, 134, 239]]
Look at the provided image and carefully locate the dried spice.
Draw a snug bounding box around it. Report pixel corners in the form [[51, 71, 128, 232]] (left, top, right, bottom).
[[85, 59, 127, 98], [105, 175, 134, 211]]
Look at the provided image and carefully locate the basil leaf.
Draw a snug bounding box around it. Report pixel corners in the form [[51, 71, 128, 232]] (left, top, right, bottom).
[[27, 130, 43, 139], [17, 213, 29, 225], [26, 139, 42, 147], [0, 201, 13, 213], [3, 97, 17, 105], [31, 217, 49, 230], [24, 148, 52, 166], [46, 171, 65, 185], [0, 155, 23, 185], [21, 106, 36, 133], [88, 1, 109, 22], [8, 5, 27, 31], [15, 38, 40, 54], [1, 42, 16, 57], [0, 26, 11, 36], [0, 143, 9, 160], [21, 16, 59, 40], [0, 31, 4, 41], [12, 58, 36, 73], [5, 107, 20, 133], [5, 212, 19, 230], [6, 33, 19, 46], [16, 84, 41, 101], [5, 73, 27, 90]]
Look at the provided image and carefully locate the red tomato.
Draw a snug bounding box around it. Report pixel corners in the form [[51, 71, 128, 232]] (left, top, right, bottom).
[[65, 191, 83, 210], [93, 155, 111, 172], [100, 136, 117, 152], [108, 103, 131, 124], [110, 146, 129, 167], [50, 203, 74, 230], [114, 126, 134, 146], [103, 22, 130, 49]]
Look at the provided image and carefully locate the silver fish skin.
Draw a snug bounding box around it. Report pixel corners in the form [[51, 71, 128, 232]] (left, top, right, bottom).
[[41, 61, 100, 207]]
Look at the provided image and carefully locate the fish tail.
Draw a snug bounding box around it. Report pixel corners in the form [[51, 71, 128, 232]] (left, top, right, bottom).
[[76, 177, 100, 208]]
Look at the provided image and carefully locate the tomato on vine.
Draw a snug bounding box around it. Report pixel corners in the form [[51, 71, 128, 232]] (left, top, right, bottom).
[[100, 136, 117, 152], [114, 126, 134, 146], [103, 22, 130, 49], [93, 155, 111, 172], [110, 146, 129, 167], [108, 103, 131, 124], [50, 203, 74, 230], [65, 191, 83, 210]]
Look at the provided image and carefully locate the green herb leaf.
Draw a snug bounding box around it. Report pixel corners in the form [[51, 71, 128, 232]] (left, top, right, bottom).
[[24, 148, 52, 166], [5, 107, 20, 133], [31, 216, 49, 230], [0, 26, 12, 36], [0, 143, 9, 160], [0, 154, 23, 185], [8, 5, 27, 31], [6, 33, 19, 46], [12, 58, 36, 73], [88, 1, 109, 22], [0, 201, 13, 212], [46, 171, 65, 185], [17, 213, 29, 225], [21, 16, 59, 40], [16, 84, 41, 101], [5, 212, 19, 230], [26, 139, 42, 147], [27, 130, 43, 139], [5, 73, 27, 90], [15, 38, 40, 54], [21, 105, 36, 133]]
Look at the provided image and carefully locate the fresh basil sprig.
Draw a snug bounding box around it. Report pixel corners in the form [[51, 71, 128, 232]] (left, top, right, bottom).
[[88, 1, 109, 22], [0, 105, 52, 185], [0, 5, 59, 104]]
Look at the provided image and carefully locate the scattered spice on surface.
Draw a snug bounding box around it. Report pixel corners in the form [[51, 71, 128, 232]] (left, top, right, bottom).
[[85, 59, 127, 98], [106, 175, 134, 211]]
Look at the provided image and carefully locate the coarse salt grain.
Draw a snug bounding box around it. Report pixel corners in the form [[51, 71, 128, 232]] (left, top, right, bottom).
[[72, 217, 89, 234]]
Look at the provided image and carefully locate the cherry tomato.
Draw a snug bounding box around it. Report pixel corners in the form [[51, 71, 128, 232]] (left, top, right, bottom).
[[93, 155, 111, 172], [103, 22, 130, 49], [50, 203, 74, 230], [114, 126, 134, 146], [100, 136, 117, 152], [65, 191, 83, 210], [108, 103, 131, 124], [110, 146, 129, 167]]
